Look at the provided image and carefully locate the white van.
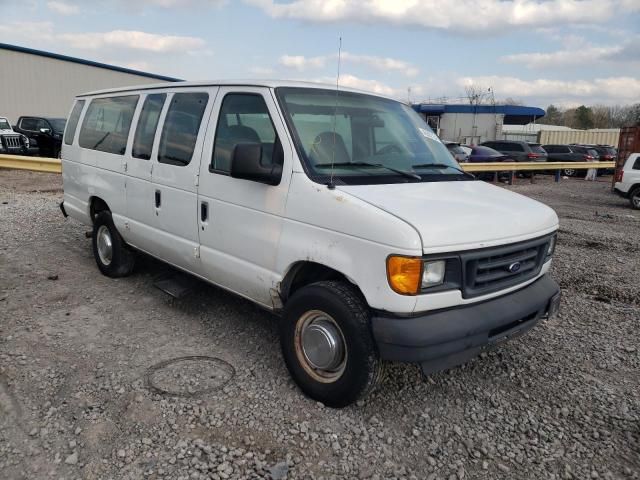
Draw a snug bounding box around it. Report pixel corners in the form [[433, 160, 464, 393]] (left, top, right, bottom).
[[60, 81, 561, 407]]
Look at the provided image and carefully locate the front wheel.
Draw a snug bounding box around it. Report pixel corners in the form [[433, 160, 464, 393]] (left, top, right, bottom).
[[92, 211, 135, 277], [630, 188, 640, 210], [563, 168, 576, 177], [280, 281, 384, 407]]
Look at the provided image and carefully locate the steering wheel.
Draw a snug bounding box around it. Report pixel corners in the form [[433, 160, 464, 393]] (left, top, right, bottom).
[[377, 144, 402, 155]]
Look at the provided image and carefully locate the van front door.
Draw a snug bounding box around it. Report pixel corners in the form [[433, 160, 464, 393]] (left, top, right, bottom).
[[197, 87, 292, 307], [149, 88, 217, 271]]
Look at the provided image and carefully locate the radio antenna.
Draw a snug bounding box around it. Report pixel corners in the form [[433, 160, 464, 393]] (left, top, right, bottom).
[[327, 36, 342, 190]]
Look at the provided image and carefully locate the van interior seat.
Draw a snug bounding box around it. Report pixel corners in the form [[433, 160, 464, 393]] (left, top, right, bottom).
[[215, 124, 261, 171], [309, 131, 350, 166]]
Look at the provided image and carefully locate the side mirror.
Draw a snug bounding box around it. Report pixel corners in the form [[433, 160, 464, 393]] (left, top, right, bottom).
[[230, 143, 282, 186], [39, 128, 52, 135]]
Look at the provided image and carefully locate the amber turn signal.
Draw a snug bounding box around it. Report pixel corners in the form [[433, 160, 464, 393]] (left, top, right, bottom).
[[387, 255, 423, 295]]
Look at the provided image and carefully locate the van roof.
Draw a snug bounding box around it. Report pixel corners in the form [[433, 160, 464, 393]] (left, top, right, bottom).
[[77, 79, 398, 102]]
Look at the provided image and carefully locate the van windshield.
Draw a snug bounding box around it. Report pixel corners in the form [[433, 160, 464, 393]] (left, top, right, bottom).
[[275, 87, 466, 185]]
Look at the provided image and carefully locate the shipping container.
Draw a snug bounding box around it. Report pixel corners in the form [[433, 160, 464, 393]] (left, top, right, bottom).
[[613, 126, 640, 189], [617, 126, 640, 167], [538, 129, 620, 147]]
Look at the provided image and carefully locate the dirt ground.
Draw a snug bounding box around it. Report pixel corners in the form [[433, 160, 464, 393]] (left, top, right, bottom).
[[0, 169, 638, 480]]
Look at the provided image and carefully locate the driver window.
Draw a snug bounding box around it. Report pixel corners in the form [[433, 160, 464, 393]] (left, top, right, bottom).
[[211, 93, 281, 173]]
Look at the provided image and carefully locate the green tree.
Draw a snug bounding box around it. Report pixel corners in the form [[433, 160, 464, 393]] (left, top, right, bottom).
[[574, 105, 594, 129], [540, 104, 563, 125]]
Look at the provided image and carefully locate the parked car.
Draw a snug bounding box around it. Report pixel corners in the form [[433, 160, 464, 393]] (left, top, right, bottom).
[[14, 116, 66, 158], [613, 153, 640, 209], [459, 145, 472, 157], [481, 140, 548, 162], [468, 145, 510, 181], [443, 141, 469, 162], [468, 145, 510, 163], [575, 144, 616, 175], [542, 144, 600, 177], [0, 116, 34, 155], [60, 80, 561, 407]]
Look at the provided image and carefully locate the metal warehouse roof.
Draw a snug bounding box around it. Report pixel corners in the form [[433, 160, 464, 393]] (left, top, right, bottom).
[[0, 43, 181, 82], [412, 103, 546, 125]]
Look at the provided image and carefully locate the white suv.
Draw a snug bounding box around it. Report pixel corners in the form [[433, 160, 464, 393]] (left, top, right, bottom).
[[60, 81, 561, 407], [614, 153, 640, 209]]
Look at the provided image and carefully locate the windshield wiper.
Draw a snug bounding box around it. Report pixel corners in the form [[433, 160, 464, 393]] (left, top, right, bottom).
[[412, 163, 475, 179], [315, 162, 421, 181]]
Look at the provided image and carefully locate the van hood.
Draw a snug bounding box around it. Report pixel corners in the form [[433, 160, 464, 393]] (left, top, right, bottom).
[[338, 180, 558, 253]]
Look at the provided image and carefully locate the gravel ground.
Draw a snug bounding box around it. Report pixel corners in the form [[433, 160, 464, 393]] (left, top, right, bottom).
[[0, 170, 638, 480]]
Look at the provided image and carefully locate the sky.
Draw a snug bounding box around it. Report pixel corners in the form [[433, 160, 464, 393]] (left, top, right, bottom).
[[1, 0, 639, 108]]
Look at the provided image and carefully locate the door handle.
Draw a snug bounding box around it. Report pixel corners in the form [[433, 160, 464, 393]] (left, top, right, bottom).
[[155, 190, 161, 208], [200, 201, 208, 222]]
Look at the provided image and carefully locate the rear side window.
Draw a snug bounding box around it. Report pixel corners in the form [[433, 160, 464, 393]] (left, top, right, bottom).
[[212, 93, 280, 173], [158, 92, 208, 166], [64, 100, 85, 145], [530, 144, 546, 154], [509, 143, 525, 152], [633, 157, 640, 170], [132, 94, 166, 160], [79, 96, 139, 155], [543, 146, 556, 153]]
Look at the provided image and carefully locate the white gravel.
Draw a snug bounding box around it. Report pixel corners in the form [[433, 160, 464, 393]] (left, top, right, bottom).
[[0, 171, 638, 479]]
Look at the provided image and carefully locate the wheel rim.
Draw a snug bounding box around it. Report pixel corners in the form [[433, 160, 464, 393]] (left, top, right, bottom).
[[564, 169, 575, 176], [294, 310, 347, 383], [96, 225, 113, 266], [633, 194, 640, 208]]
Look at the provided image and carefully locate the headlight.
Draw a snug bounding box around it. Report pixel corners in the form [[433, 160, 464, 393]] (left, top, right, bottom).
[[547, 235, 556, 256], [422, 260, 446, 288], [387, 256, 422, 295]]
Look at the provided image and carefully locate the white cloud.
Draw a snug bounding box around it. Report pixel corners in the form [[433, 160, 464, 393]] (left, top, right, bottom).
[[47, 1, 80, 15], [246, 0, 640, 32], [501, 37, 640, 68], [58, 30, 206, 53], [279, 52, 418, 76], [458, 75, 640, 105], [247, 66, 275, 76]]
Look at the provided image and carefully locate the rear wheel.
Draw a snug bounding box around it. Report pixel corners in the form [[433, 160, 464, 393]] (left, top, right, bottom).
[[563, 168, 576, 177], [630, 188, 640, 210], [280, 281, 384, 407], [92, 211, 135, 277]]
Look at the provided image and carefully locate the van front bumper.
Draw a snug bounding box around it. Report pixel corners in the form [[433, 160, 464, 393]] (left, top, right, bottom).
[[371, 275, 560, 375]]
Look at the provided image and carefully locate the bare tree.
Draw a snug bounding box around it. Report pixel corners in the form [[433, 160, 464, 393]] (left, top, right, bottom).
[[591, 105, 611, 128], [464, 84, 489, 105]]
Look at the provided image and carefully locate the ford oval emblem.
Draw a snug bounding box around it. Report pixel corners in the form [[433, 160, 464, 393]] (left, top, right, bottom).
[[508, 262, 521, 273]]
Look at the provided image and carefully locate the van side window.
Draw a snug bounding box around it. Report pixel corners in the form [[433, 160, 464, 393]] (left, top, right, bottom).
[[211, 93, 281, 173], [64, 100, 85, 145], [158, 92, 208, 166], [132, 94, 166, 160], [633, 157, 640, 170], [79, 96, 139, 155]]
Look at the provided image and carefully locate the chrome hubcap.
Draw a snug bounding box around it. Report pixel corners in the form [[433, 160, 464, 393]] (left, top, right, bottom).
[[96, 225, 113, 266], [564, 169, 575, 176], [295, 311, 347, 383]]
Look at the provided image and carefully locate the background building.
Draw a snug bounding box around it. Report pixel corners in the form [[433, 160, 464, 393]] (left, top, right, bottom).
[[0, 43, 179, 124], [412, 103, 545, 145]]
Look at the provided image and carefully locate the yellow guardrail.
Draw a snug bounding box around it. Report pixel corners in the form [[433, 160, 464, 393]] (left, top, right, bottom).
[[0, 154, 62, 174], [0, 154, 614, 178], [461, 161, 615, 172]]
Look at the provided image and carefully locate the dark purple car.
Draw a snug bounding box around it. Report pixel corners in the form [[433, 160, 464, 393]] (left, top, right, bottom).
[[468, 146, 511, 163], [469, 146, 510, 181]]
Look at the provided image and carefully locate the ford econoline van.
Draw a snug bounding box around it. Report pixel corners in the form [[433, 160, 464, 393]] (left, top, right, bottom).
[[60, 81, 561, 407]]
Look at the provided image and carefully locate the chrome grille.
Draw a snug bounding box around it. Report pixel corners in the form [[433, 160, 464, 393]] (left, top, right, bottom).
[[461, 235, 552, 298], [2, 135, 22, 149]]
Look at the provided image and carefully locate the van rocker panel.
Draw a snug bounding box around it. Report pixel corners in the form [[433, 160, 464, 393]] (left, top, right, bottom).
[[371, 275, 560, 374]]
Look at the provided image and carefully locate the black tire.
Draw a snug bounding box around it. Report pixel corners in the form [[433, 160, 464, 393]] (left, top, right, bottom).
[[280, 281, 384, 408], [92, 211, 135, 277], [630, 187, 640, 210]]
